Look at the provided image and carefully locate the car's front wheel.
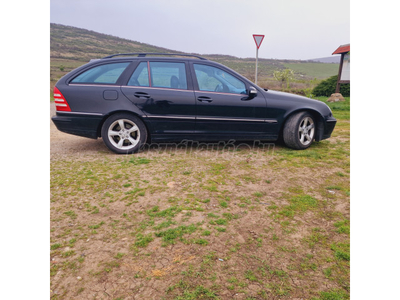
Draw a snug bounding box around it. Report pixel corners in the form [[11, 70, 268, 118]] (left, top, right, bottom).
[[283, 112, 315, 150], [101, 113, 147, 154]]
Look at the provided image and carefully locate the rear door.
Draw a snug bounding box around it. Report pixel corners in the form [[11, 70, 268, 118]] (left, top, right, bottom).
[[121, 60, 196, 137]]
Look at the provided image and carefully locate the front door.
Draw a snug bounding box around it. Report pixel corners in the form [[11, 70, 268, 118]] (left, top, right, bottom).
[[190, 63, 268, 139]]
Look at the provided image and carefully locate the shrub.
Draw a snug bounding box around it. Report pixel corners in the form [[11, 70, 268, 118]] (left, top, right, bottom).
[[312, 75, 350, 97], [273, 69, 295, 88]]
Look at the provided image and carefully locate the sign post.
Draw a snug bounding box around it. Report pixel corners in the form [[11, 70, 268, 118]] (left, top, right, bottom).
[[253, 34, 265, 85]]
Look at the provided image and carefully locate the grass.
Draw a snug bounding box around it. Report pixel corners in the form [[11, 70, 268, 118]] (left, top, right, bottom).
[[154, 224, 198, 246], [51, 91, 349, 298], [283, 62, 339, 79], [134, 233, 154, 248], [311, 289, 349, 300], [167, 281, 219, 299]]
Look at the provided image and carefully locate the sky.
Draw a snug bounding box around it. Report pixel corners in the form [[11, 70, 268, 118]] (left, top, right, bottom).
[[50, 0, 350, 60]]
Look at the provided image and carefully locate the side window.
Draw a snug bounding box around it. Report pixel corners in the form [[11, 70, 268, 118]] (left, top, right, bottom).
[[71, 62, 130, 84], [193, 64, 246, 94], [149, 62, 187, 90], [127, 62, 149, 87]]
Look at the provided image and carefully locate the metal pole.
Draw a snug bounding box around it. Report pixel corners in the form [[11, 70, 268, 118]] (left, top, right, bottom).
[[255, 47, 259, 85]]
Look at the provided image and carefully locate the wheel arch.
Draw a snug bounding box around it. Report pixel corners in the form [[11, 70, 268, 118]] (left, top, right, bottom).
[[280, 108, 325, 142], [96, 110, 152, 142]]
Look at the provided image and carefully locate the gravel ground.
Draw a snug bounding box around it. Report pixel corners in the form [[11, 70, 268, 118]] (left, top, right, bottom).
[[50, 102, 108, 159]]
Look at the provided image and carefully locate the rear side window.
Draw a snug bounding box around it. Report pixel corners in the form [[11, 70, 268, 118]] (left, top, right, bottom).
[[150, 62, 187, 90], [71, 62, 130, 84]]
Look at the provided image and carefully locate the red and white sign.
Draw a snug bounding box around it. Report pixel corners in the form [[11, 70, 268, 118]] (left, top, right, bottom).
[[253, 34, 265, 49]]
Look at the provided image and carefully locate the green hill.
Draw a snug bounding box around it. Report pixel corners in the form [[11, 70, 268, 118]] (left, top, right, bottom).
[[50, 23, 338, 94]]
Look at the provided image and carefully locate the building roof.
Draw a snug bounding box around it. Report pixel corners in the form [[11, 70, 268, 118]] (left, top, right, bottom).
[[332, 44, 350, 55]]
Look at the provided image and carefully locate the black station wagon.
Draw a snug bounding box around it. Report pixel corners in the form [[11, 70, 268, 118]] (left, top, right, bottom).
[[52, 53, 336, 154]]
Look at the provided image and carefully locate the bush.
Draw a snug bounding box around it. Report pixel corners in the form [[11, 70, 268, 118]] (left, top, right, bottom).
[[273, 69, 295, 88], [312, 75, 350, 97]]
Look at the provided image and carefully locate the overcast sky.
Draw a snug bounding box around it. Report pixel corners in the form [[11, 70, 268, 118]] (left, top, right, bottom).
[[51, 0, 349, 60]]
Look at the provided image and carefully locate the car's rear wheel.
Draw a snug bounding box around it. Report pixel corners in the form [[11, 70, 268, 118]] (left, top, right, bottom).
[[101, 113, 147, 154], [283, 111, 315, 150]]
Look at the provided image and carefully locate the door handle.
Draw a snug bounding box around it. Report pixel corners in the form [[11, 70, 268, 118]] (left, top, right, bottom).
[[134, 92, 151, 99], [197, 96, 213, 103]]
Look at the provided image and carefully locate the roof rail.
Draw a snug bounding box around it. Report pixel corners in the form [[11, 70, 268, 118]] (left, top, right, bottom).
[[102, 53, 207, 60]]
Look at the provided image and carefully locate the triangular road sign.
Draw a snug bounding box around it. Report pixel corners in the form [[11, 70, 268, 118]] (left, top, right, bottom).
[[253, 34, 265, 49]]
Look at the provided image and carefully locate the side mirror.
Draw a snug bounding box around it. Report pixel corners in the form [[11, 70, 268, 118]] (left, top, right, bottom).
[[248, 86, 258, 99]]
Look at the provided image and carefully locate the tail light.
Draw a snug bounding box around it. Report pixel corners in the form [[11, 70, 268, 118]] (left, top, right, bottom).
[[53, 87, 71, 112]]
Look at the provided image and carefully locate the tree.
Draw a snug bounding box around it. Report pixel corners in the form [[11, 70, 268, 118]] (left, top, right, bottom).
[[273, 69, 294, 89]]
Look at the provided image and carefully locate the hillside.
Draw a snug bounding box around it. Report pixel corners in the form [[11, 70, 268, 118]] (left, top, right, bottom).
[[50, 23, 338, 93], [308, 56, 341, 63], [51, 23, 181, 61]]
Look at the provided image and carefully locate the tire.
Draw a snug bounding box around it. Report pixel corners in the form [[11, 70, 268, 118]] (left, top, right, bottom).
[[101, 113, 147, 154], [283, 112, 316, 150]]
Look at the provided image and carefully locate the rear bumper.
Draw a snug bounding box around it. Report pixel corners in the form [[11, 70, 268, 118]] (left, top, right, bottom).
[[51, 112, 103, 139]]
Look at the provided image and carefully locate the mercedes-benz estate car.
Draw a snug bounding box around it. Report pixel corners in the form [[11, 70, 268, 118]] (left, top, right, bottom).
[[51, 53, 336, 154]]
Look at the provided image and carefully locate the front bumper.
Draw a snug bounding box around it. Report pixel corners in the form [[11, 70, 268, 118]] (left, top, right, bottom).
[[322, 116, 337, 140]]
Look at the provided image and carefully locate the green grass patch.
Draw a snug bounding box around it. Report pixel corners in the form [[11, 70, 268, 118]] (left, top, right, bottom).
[[147, 205, 182, 218], [61, 250, 75, 257], [193, 238, 209, 246], [219, 201, 228, 208], [283, 62, 339, 79], [311, 289, 349, 300], [134, 233, 154, 248], [214, 218, 228, 225], [154, 219, 176, 230], [50, 243, 62, 250], [64, 210, 77, 219], [167, 281, 219, 299], [278, 195, 319, 218], [207, 213, 219, 218], [334, 219, 350, 234], [202, 230, 211, 236], [127, 157, 151, 165], [88, 221, 105, 229], [331, 243, 350, 261], [155, 224, 198, 246], [289, 195, 318, 211], [303, 228, 328, 248]]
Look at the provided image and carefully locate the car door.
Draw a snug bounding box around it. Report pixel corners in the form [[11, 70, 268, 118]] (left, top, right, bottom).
[[190, 63, 268, 138], [121, 60, 196, 137]]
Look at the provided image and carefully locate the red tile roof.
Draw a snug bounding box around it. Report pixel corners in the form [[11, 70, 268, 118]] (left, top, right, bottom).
[[332, 44, 350, 55]]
